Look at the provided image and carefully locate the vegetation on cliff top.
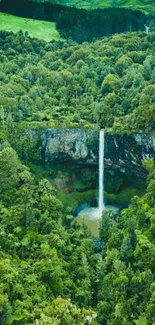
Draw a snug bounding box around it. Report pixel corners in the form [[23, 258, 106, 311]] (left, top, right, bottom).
[[0, 30, 155, 136]]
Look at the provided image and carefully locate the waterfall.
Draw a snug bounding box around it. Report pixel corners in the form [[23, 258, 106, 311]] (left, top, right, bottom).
[[99, 129, 104, 211], [144, 24, 150, 33]]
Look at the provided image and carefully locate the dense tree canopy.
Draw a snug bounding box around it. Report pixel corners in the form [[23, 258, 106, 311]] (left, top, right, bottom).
[[0, 0, 147, 42], [0, 30, 155, 136], [0, 141, 155, 324], [0, 21, 155, 325]]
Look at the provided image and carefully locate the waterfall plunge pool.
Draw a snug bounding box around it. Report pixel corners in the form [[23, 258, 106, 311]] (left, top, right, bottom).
[[75, 205, 120, 237]]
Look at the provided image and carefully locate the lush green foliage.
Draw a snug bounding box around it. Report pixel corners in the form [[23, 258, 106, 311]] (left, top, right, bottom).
[[0, 145, 98, 324], [8, 0, 154, 14], [0, 0, 147, 42], [0, 11, 155, 324], [0, 142, 155, 324], [56, 7, 145, 42], [98, 160, 155, 324], [0, 30, 155, 134], [48, 0, 155, 14]]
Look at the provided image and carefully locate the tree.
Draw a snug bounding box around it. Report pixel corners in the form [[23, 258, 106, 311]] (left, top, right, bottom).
[[35, 296, 97, 325], [0, 147, 26, 193]]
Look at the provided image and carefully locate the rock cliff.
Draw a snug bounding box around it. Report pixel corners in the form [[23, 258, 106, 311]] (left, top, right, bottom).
[[104, 133, 155, 179], [27, 128, 155, 179], [40, 129, 98, 164]]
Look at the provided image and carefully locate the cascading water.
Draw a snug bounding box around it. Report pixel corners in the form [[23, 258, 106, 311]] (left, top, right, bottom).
[[77, 129, 105, 222], [76, 129, 119, 236], [99, 129, 104, 212]]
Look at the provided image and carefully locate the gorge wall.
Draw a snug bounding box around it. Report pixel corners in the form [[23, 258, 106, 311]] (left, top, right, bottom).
[[28, 128, 155, 180]]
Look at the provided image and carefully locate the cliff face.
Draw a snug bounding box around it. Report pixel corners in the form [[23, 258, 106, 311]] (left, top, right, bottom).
[[104, 133, 155, 178], [30, 128, 155, 179], [40, 129, 98, 164]]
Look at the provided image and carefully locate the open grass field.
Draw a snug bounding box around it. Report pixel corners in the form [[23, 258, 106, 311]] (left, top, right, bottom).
[[52, 0, 155, 14], [0, 12, 61, 42]]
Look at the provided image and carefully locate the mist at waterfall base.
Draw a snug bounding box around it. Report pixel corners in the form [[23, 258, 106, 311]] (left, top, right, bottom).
[[75, 129, 119, 237], [76, 205, 119, 237]]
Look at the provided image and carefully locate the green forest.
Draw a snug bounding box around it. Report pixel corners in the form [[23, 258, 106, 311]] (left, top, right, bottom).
[[0, 0, 149, 42], [0, 0, 155, 324], [25, 0, 155, 14], [0, 143, 154, 325], [0, 30, 155, 133]]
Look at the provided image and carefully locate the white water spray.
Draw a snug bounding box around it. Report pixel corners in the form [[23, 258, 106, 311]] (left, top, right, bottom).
[[99, 129, 104, 212], [77, 129, 105, 222], [76, 129, 119, 234]]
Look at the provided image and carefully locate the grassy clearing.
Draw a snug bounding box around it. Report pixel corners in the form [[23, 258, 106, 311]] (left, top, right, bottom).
[[0, 12, 61, 42]]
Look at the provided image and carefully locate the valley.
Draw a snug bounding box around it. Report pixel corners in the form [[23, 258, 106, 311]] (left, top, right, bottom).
[[0, 1, 155, 324]]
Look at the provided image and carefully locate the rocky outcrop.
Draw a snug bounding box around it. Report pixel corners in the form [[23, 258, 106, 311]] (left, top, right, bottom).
[[104, 133, 155, 178], [40, 129, 98, 164], [27, 128, 155, 179]]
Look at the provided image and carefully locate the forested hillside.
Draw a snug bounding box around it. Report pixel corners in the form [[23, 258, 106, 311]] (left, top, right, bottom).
[[0, 123, 155, 324], [0, 0, 155, 323], [0, 0, 148, 42], [0, 30, 155, 137], [28, 0, 155, 14]]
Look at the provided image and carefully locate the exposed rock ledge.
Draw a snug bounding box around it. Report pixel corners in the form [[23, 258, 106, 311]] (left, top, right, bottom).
[[40, 129, 98, 164], [26, 128, 155, 178]]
